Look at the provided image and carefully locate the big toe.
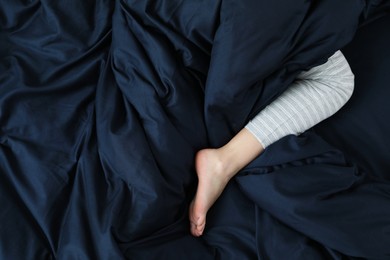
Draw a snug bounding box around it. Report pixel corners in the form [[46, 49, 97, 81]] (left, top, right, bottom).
[[189, 201, 207, 237]]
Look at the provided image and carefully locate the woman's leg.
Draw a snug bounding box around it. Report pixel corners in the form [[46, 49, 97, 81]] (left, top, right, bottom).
[[189, 128, 264, 237], [189, 51, 354, 236]]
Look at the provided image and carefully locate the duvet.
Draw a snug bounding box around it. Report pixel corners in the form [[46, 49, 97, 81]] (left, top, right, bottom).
[[0, 0, 389, 259]]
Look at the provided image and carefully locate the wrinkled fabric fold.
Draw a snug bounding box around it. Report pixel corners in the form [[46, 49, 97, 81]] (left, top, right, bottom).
[[1, 0, 390, 259]]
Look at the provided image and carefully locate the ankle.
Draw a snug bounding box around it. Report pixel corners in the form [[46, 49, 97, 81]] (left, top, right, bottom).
[[218, 129, 264, 178], [216, 146, 242, 180]]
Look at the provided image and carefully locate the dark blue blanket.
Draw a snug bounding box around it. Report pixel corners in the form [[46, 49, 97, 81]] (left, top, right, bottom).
[[1, 1, 389, 259]]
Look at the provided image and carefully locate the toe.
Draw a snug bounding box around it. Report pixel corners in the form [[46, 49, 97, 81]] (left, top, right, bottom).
[[189, 201, 206, 236], [190, 221, 205, 237]]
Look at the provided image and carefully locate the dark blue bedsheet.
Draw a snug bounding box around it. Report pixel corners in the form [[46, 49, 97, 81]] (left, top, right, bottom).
[[1, 1, 389, 259]]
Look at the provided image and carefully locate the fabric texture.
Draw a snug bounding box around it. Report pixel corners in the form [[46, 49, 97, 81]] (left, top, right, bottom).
[[246, 50, 354, 148], [1, 1, 390, 259]]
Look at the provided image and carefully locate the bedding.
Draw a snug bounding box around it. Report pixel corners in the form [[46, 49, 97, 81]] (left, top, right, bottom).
[[0, 0, 389, 259]]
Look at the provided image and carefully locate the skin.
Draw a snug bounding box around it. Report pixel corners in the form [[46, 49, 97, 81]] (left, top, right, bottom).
[[189, 128, 264, 237]]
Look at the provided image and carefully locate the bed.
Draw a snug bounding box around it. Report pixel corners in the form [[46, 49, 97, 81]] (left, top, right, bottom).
[[1, 1, 389, 259]]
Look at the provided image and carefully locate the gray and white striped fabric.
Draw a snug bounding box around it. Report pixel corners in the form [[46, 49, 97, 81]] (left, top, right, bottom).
[[245, 50, 354, 148]]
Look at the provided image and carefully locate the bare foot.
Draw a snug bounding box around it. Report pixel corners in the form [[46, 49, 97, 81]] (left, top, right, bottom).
[[189, 129, 264, 236], [189, 148, 233, 237]]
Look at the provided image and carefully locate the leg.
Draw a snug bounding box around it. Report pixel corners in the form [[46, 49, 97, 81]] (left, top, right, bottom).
[[189, 128, 264, 236], [189, 51, 354, 236]]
